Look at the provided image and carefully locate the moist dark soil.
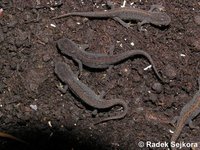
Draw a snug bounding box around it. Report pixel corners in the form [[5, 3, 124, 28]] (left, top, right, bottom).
[[0, 0, 200, 150]]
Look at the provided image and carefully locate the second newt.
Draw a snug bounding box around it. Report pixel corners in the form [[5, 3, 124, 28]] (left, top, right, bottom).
[[0, 132, 27, 144], [170, 77, 200, 150], [57, 37, 163, 81], [55, 62, 128, 124]]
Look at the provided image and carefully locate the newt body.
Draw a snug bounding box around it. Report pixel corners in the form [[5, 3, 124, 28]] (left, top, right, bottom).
[[55, 62, 128, 124], [53, 3, 171, 29], [57, 38, 163, 81], [171, 78, 200, 150]]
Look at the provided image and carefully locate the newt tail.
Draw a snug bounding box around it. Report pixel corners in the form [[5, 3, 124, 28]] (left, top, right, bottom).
[[0, 132, 28, 144], [52, 11, 116, 19]]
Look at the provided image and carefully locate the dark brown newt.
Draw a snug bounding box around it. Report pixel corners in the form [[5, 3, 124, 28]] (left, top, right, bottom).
[[55, 62, 128, 124], [52, 2, 171, 29], [57, 37, 163, 82], [0, 132, 27, 144], [170, 78, 200, 150]]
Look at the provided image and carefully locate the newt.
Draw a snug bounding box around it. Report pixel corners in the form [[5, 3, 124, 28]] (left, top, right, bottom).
[[0, 131, 27, 144], [170, 77, 200, 150], [52, 2, 171, 30], [54, 62, 128, 124], [57, 37, 163, 81]]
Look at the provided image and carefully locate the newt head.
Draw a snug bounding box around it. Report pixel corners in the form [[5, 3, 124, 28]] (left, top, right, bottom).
[[150, 12, 171, 26], [57, 38, 79, 57], [55, 62, 73, 80]]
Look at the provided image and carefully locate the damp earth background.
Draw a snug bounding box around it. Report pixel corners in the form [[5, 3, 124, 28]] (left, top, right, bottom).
[[0, 0, 200, 150]]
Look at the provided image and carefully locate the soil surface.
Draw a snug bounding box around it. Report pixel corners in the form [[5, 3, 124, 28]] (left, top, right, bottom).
[[0, 0, 200, 150]]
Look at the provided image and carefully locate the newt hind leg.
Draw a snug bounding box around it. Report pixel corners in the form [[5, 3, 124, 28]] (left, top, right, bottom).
[[113, 17, 131, 28], [149, 5, 165, 12], [107, 1, 115, 9], [170, 116, 179, 127], [188, 119, 199, 129]]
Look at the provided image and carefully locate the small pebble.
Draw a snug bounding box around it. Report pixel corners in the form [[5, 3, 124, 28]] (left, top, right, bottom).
[[192, 38, 200, 52], [8, 20, 17, 28], [152, 82, 163, 94], [42, 54, 51, 62], [15, 40, 24, 48], [98, 112, 104, 117], [194, 15, 200, 25], [164, 65, 177, 79], [184, 81, 193, 93], [66, 18, 77, 28], [132, 73, 141, 82], [91, 109, 98, 117], [148, 93, 158, 102], [24, 106, 32, 112], [30, 104, 37, 111]]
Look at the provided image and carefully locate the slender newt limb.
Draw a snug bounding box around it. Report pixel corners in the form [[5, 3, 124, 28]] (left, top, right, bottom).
[[52, 2, 171, 30], [54, 62, 128, 124], [0, 132, 28, 144], [170, 77, 200, 150], [56, 38, 164, 82]]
